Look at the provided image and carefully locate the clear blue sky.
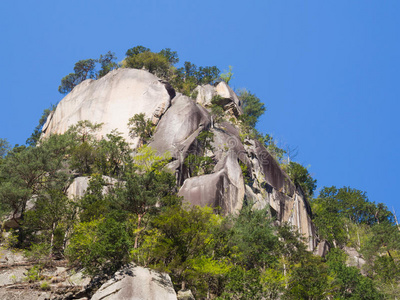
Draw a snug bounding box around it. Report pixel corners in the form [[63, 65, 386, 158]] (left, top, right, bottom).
[[1, 1, 399, 214]]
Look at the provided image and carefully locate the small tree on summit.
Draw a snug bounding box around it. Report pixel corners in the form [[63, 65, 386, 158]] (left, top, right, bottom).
[[128, 113, 155, 146], [58, 52, 117, 94]]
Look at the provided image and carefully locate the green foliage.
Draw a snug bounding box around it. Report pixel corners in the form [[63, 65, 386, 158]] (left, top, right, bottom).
[[125, 45, 150, 57], [2, 229, 19, 249], [218, 267, 264, 300], [95, 130, 131, 177], [220, 66, 234, 84], [24, 265, 43, 282], [128, 113, 155, 146], [40, 281, 50, 291], [210, 95, 225, 124], [238, 89, 266, 128], [229, 204, 279, 269], [170, 61, 220, 96], [26, 105, 56, 146], [135, 205, 224, 295], [132, 145, 171, 172], [97, 51, 118, 78], [284, 162, 317, 198], [262, 134, 287, 163], [284, 254, 331, 300], [184, 130, 215, 177], [124, 51, 171, 78], [326, 248, 383, 299], [24, 243, 52, 265], [238, 161, 251, 185], [59, 52, 118, 94], [0, 138, 10, 158], [159, 48, 179, 65], [66, 216, 132, 276], [184, 154, 214, 177]]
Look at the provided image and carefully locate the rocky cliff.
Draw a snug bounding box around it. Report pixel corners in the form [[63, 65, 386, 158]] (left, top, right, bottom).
[[43, 68, 317, 250]]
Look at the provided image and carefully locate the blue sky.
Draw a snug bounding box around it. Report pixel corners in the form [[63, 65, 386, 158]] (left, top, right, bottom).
[[1, 1, 399, 214]]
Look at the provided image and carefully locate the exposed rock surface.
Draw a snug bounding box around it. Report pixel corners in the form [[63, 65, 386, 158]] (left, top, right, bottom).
[[40, 68, 317, 250], [66, 175, 118, 199], [91, 264, 177, 300], [314, 240, 330, 257], [42, 68, 173, 148], [0, 248, 90, 300], [179, 155, 245, 214], [195, 81, 242, 116], [177, 289, 195, 300], [344, 246, 366, 270]]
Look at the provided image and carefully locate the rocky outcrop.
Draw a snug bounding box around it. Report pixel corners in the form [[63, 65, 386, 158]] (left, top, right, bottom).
[[91, 265, 177, 300], [42, 68, 173, 148], [344, 246, 366, 270], [40, 68, 317, 250], [0, 248, 90, 300], [150, 94, 211, 158], [66, 176, 118, 199], [177, 289, 195, 300], [195, 81, 242, 116], [179, 155, 245, 214]]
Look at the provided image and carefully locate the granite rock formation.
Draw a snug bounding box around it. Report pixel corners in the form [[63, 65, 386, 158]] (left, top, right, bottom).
[[42, 68, 317, 250], [91, 265, 177, 300]]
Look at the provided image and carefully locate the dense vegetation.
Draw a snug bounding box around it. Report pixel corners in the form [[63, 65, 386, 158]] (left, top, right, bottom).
[[1, 46, 399, 299]]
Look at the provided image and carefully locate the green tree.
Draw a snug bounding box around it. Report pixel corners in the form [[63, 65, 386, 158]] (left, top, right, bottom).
[[97, 51, 118, 78], [26, 105, 55, 146], [230, 204, 279, 269], [159, 48, 179, 65], [124, 51, 171, 78], [126, 45, 150, 57], [326, 248, 384, 299], [113, 165, 178, 249], [95, 130, 131, 177], [238, 89, 266, 128], [220, 65, 234, 84], [59, 59, 96, 94], [0, 138, 10, 159], [284, 254, 330, 300], [136, 205, 224, 296], [284, 162, 317, 198], [128, 113, 155, 146], [66, 216, 132, 276]]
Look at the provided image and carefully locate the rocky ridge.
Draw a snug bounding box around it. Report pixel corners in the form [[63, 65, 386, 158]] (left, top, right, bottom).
[[43, 68, 317, 251]]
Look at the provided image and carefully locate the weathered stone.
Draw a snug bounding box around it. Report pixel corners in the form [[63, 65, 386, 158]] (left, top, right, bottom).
[[194, 84, 216, 107], [42, 68, 173, 149], [314, 240, 330, 257], [66, 175, 118, 199], [3, 199, 35, 230], [38, 67, 318, 251], [344, 246, 366, 269], [150, 94, 211, 157], [177, 289, 195, 300], [91, 264, 177, 300], [179, 155, 244, 214], [215, 81, 243, 116], [194, 82, 242, 117]]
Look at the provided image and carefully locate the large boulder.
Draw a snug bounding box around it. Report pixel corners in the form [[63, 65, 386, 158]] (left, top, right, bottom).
[[179, 155, 244, 214], [42, 68, 173, 148], [91, 265, 177, 300], [194, 81, 242, 116], [150, 94, 211, 157]]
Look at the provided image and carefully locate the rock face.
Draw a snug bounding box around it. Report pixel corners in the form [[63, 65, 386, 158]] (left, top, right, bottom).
[[91, 265, 177, 300], [42, 68, 173, 148], [42, 68, 317, 250], [66, 176, 118, 199], [0, 248, 90, 300]]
